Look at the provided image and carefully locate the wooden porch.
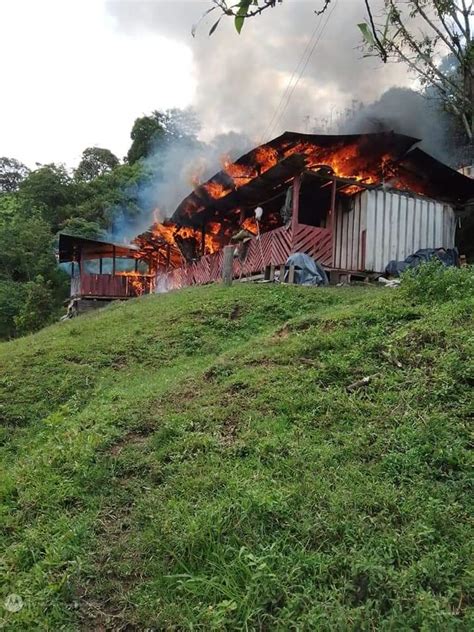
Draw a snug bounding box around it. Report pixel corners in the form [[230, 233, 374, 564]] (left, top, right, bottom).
[[155, 223, 333, 292], [155, 174, 335, 292], [70, 273, 155, 299]]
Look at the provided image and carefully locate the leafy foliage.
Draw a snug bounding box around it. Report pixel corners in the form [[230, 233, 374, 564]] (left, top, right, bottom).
[[0, 211, 57, 282], [0, 280, 24, 339], [400, 260, 474, 303], [74, 147, 119, 182], [59, 217, 103, 240], [18, 164, 77, 231], [0, 284, 472, 628], [127, 108, 200, 165], [0, 157, 30, 193], [13, 275, 57, 334]]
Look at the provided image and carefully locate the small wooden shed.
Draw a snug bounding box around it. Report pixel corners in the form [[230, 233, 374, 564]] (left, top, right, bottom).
[[58, 234, 155, 299]]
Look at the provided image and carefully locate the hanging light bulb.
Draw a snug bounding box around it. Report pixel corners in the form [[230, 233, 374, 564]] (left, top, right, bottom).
[[254, 206, 263, 221]]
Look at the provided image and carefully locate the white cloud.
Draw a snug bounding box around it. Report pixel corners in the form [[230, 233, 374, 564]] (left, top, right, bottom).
[[0, 0, 415, 169], [0, 0, 195, 168]]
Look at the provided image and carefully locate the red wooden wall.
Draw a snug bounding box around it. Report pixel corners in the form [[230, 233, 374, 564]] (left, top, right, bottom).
[[71, 273, 154, 298], [156, 223, 332, 292]]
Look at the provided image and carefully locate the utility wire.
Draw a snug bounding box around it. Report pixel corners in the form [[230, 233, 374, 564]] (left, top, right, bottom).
[[259, 13, 327, 144], [263, 0, 339, 143]]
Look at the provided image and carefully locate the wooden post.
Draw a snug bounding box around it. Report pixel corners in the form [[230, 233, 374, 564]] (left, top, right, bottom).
[[264, 265, 275, 282], [329, 177, 337, 232], [112, 245, 116, 276], [279, 263, 285, 282], [222, 245, 234, 286], [290, 175, 302, 251], [99, 258, 103, 274], [134, 258, 138, 273], [288, 265, 296, 284]]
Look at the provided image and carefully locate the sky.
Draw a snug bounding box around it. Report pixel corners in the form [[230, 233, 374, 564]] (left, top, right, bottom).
[[0, 0, 414, 170]]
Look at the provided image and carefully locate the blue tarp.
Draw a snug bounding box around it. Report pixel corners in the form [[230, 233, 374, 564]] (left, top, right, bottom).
[[285, 253, 329, 286], [385, 248, 458, 277]]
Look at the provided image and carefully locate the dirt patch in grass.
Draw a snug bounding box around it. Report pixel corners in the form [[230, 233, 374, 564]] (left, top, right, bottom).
[[273, 324, 290, 340], [108, 432, 150, 456], [219, 417, 239, 447]]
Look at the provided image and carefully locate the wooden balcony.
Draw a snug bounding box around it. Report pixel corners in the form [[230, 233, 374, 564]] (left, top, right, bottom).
[[71, 273, 155, 299]]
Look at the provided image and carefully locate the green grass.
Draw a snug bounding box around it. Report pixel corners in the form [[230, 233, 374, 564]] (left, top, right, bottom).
[[0, 280, 472, 630]]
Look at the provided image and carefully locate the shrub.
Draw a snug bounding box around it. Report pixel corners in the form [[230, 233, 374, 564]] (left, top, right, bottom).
[[399, 260, 474, 303], [0, 280, 24, 339], [14, 275, 56, 334]]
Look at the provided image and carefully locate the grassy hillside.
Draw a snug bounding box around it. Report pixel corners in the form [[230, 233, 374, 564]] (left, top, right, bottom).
[[1, 277, 472, 630]]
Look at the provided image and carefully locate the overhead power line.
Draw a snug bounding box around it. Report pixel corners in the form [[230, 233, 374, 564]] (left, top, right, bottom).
[[261, 0, 339, 144]]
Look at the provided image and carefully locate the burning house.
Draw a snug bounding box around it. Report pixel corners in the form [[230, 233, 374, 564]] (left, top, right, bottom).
[[59, 131, 473, 303]]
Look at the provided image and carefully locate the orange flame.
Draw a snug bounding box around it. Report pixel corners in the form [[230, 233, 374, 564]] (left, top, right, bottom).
[[135, 136, 423, 270], [116, 271, 154, 296]]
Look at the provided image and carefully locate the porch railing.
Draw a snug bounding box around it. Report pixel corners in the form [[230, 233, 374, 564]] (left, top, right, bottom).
[[71, 273, 155, 298], [156, 223, 332, 292]]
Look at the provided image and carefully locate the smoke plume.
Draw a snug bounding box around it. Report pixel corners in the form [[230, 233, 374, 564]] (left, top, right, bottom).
[[104, 1, 459, 241], [106, 0, 414, 141], [107, 128, 252, 242]]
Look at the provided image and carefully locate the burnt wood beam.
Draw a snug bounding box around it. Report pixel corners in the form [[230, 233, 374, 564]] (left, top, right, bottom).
[[329, 178, 337, 232]]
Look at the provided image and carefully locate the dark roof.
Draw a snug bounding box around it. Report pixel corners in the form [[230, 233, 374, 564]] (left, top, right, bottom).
[[58, 233, 139, 263], [171, 131, 474, 226], [395, 148, 474, 205], [172, 131, 420, 226]]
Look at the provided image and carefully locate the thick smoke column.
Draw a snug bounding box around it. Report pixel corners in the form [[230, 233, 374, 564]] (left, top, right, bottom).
[[107, 128, 252, 242], [337, 88, 458, 165], [106, 0, 413, 140], [104, 1, 460, 242]]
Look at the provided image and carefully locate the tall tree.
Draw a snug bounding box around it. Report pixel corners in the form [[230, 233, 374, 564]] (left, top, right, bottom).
[[127, 114, 167, 165], [0, 157, 30, 192], [127, 108, 200, 164], [18, 164, 76, 231], [359, 1, 473, 144], [75, 147, 119, 182]]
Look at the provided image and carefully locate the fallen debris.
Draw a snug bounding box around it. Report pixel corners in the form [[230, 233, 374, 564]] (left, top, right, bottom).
[[346, 374, 379, 392], [378, 276, 401, 288]]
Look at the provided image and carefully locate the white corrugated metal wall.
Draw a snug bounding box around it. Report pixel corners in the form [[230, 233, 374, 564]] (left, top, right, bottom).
[[333, 189, 456, 273], [332, 193, 366, 271]]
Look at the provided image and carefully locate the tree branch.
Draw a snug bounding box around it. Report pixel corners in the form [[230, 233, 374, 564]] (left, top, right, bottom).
[[445, 1, 468, 38], [459, 0, 472, 42], [387, 1, 466, 101], [365, 0, 387, 62], [411, 0, 463, 63], [212, 1, 279, 20]]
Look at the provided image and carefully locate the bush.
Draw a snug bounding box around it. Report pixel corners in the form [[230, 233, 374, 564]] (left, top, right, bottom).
[[14, 275, 57, 335], [0, 280, 25, 338], [399, 260, 474, 303]]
